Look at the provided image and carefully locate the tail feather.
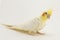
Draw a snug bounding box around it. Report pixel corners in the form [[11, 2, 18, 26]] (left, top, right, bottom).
[[1, 24, 14, 27], [1, 24, 30, 34]]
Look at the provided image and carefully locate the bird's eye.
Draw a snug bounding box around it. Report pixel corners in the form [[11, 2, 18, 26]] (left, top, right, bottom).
[[44, 12, 47, 14], [42, 12, 47, 16]]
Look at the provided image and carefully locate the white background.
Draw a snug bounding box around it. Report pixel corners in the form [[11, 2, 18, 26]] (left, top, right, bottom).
[[0, 0, 60, 40]]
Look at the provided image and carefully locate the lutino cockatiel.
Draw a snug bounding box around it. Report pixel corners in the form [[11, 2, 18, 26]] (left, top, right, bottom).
[[2, 10, 52, 35]]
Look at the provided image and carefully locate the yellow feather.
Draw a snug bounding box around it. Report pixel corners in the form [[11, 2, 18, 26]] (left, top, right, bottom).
[[41, 9, 52, 22], [41, 15, 47, 22], [47, 9, 52, 15]]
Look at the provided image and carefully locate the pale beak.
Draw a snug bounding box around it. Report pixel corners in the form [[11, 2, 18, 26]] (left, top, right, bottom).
[[47, 14, 50, 19]]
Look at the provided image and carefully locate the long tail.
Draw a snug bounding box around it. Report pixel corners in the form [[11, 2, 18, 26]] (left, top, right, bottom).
[[1, 24, 19, 30], [1, 24, 21, 30], [1, 24, 30, 34], [1, 24, 14, 27]]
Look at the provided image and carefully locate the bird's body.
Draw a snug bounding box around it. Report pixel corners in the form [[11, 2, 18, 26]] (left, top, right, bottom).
[[14, 17, 45, 32], [2, 10, 52, 35]]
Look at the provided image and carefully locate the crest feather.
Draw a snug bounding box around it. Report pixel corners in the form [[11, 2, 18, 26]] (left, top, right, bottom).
[[47, 9, 52, 15]]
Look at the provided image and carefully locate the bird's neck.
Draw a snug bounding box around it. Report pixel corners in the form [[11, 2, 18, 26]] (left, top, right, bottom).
[[39, 16, 47, 22]]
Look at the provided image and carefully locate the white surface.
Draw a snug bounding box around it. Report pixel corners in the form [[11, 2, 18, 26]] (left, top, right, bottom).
[[0, 0, 60, 40]]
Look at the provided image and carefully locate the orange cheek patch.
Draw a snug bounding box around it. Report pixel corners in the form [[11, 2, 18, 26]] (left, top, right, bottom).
[[42, 14, 45, 16], [42, 12, 47, 16], [42, 13, 46, 16]]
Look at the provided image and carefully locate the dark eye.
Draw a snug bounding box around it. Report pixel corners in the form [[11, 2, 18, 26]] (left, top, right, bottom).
[[44, 12, 47, 14], [42, 12, 47, 16]]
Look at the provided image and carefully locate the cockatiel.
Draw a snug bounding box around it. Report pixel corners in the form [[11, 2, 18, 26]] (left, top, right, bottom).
[[2, 10, 52, 35]]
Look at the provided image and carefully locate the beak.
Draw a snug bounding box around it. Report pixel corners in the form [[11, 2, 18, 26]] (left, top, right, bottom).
[[47, 14, 50, 19]]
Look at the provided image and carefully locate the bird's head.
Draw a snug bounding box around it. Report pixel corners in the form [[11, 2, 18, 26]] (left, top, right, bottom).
[[41, 10, 52, 22]]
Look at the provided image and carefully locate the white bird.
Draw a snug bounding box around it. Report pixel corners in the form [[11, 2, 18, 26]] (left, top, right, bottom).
[[2, 10, 52, 35]]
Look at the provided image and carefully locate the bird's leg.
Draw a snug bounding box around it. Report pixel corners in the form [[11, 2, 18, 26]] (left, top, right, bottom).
[[37, 31, 45, 35]]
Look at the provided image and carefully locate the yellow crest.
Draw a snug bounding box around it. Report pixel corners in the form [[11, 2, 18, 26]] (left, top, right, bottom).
[[47, 9, 52, 15]]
